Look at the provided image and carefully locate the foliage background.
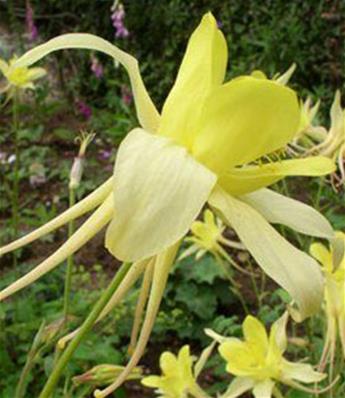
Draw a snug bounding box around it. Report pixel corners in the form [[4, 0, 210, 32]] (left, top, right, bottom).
[[0, 1, 344, 397]]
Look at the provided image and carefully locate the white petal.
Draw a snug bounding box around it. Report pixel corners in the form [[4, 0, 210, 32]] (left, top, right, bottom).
[[240, 188, 334, 239], [105, 128, 217, 262], [209, 187, 324, 320]]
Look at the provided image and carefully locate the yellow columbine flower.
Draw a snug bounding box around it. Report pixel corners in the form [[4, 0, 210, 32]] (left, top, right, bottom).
[[0, 13, 336, 396], [310, 232, 345, 368], [141, 345, 208, 398], [209, 314, 325, 398], [0, 56, 46, 100], [309, 91, 345, 187], [179, 209, 244, 262]]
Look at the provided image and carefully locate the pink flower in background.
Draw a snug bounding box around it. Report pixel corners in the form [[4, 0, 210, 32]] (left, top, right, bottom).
[[90, 56, 104, 78], [26, 0, 38, 42], [121, 85, 133, 106], [110, 2, 129, 38], [76, 100, 92, 120]]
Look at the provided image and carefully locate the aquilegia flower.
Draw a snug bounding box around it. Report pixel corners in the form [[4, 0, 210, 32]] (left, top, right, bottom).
[[179, 209, 246, 270], [308, 91, 345, 187], [310, 232, 345, 369], [110, 2, 129, 38], [141, 345, 212, 398], [207, 314, 326, 398], [0, 13, 336, 396], [0, 56, 46, 101], [91, 55, 104, 79]]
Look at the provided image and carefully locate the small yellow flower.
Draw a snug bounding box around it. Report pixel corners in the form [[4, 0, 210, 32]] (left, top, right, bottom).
[[310, 231, 345, 367], [0, 56, 46, 100], [141, 345, 206, 398], [180, 209, 244, 261], [210, 314, 325, 398]]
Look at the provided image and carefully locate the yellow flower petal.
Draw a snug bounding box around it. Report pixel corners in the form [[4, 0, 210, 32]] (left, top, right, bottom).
[[219, 340, 254, 376], [141, 375, 162, 388], [0, 194, 114, 301], [0, 58, 9, 75], [160, 351, 178, 375], [0, 177, 113, 256], [243, 316, 268, 353], [281, 360, 326, 383], [209, 187, 324, 320], [310, 243, 332, 269], [241, 188, 334, 239], [270, 312, 289, 353], [13, 33, 159, 132], [26, 67, 47, 81], [252, 379, 275, 398], [192, 77, 299, 173], [222, 377, 254, 398], [219, 157, 335, 195], [158, 12, 227, 148], [105, 128, 217, 262]]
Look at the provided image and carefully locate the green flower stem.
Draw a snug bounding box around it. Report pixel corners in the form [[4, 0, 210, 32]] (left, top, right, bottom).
[[215, 254, 249, 314], [15, 321, 46, 398], [39, 262, 131, 398], [12, 91, 20, 270], [63, 187, 76, 319]]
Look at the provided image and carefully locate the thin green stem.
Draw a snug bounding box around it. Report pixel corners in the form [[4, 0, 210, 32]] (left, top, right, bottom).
[[12, 91, 20, 270], [38, 262, 131, 398], [247, 260, 261, 310], [215, 254, 249, 314], [63, 188, 76, 319], [15, 321, 46, 398]]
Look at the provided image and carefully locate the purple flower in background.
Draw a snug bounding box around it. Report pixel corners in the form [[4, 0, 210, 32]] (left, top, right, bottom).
[[98, 149, 112, 160], [90, 56, 104, 78], [76, 100, 92, 120], [110, 2, 129, 38], [26, 0, 38, 42], [121, 85, 133, 106]]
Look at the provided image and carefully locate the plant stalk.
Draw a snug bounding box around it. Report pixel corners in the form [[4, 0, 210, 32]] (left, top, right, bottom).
[[38, 262, 131, 398]]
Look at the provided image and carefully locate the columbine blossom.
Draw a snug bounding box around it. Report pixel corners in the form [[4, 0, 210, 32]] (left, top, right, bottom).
[[179, 209, 245, 264], [26, 0, 38, 42], [0, 56, 46, 101], [141, 345, 213, 398], [0, 14, 336, 397], [310, 232, 345, 369], [308, 91, 345, 187], [110, 2, 129, 38], [207, 314, 326, 398]]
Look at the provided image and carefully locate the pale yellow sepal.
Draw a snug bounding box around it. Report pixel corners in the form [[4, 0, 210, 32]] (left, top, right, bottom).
[[158, 12, 227, 148], [209, 186, 324, 320], [13, 34, 159, 132], [192, 77, 300, 173], [105, 128, 217, 262], [219, 156, 335, 195], [241, 188, 334, 239]]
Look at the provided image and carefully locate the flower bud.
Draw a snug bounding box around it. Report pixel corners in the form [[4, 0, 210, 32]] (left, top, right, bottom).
[[73, 364, 141, 387]]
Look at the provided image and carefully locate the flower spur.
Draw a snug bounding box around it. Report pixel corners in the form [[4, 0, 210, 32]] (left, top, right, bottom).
[[0, 13, 336, 397]]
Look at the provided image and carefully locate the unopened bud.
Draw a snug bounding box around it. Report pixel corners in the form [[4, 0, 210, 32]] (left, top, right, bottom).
[[69, 157, 84, 189], [73, 364, 142, 387]]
